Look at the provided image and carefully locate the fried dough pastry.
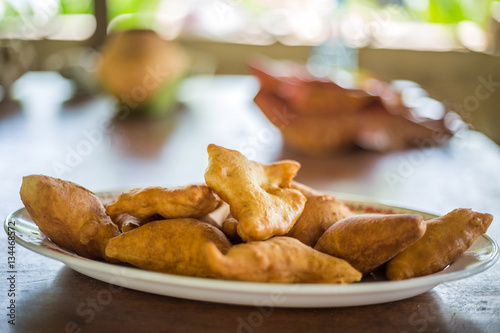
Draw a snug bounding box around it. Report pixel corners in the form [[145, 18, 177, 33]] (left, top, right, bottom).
[[105, 184, 220, 219], [204, 144, 306, 242], [105, 218, 232, 278], [286, 182, 353, 246], [110, 213, 162, 233], [20, 175, 120, 262], [206, 236, 362, 283], [99, 194, 160, 232], [221, 216, 243, 244], [314, 214, 426, 274], [386, 209, 493, 280]]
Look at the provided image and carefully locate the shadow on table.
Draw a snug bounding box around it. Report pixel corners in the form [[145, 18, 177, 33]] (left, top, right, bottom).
[[107, 106, 186, 159], [278, 147, 385, 187], [15, 266, 486, 333]]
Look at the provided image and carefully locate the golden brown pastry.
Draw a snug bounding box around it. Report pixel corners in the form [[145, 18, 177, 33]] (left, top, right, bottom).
[[105, 184, 220, 219], [286, 182, 353, 246], [206, 236, 362, 283], [20, 175, 120, 262], [204, 144, 306, 242], [386, 208, 493, 280], [100, 194, 160, 232], [105, 218, 232, 278], [314, 214, 426, 274], [221, 215, 243, 244], [110, 213, 163, 233]]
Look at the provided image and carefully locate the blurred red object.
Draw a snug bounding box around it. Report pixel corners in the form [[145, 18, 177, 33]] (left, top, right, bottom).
[[250, 58, 456, 155]]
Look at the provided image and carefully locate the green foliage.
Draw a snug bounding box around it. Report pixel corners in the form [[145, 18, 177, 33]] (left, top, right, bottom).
[[60, 0, 93, 14], [106, 0, 162, 20], [424, 0, 494, 25], [0, 0, 497, 29]]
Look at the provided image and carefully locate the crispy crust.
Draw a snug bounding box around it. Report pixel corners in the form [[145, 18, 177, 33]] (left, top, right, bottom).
[[287, 182, 353, 247], [386, 209, 493, 280], [105, 218, 232, 278], [204, 144, 306, 241], [105, 185, 220, 219], [315, 214, 426, 274], [20, 175, 120, 262], [206, 236, 362, 283]]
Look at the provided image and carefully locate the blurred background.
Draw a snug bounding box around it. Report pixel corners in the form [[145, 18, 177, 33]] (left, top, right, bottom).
[[1, 0, 499, 137], [1, 0, 500, 199]]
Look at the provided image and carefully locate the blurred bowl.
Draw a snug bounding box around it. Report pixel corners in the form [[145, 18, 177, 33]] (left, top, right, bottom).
[[250, 58, 454, 155], [254, 90, 358, 154]]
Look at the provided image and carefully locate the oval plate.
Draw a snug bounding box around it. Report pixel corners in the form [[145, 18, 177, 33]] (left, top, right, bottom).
[[4, 194, 499, 308]]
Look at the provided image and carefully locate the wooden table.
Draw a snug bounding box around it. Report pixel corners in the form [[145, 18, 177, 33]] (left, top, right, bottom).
[[1, 73, 499, 333]]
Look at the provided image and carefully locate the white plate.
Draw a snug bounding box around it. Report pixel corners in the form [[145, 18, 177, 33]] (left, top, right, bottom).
[[4, 194, 499, 308]]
